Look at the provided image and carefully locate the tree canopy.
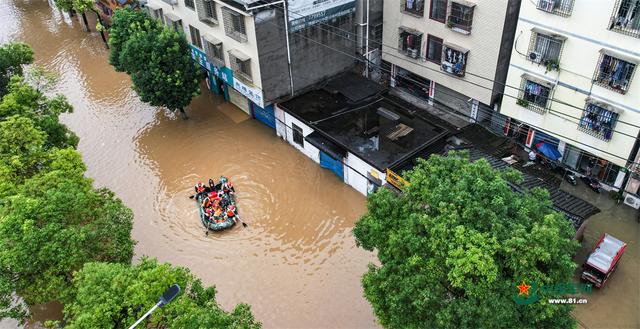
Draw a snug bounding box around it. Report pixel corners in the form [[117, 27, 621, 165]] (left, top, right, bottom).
[[63, 259, 261, 329], [107, 9, 161, 72], [0, 42, 34, 97], [108, 9, 200, 118], [353, 152, 578, 329]]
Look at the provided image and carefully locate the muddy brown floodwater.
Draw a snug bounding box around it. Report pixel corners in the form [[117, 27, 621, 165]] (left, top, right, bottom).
[[0, 1, 379, 328]]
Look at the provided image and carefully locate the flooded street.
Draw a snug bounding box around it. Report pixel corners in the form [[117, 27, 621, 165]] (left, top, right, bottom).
[[0, 1, 378, 328]]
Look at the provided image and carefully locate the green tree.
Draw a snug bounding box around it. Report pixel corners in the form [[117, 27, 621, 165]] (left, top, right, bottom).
[[120, 26, 200, 119], [53, 0, 74, 15], [0, 42, 34, 97], [0, 76, 78, 150], [107, 8, 160, 72], [63, 259, 261, 329], [353, 152, 578, 329], [0, 147, 135, 308]]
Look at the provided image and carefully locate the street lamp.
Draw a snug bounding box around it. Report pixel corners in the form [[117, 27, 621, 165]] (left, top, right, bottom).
[[128, 284, 181, 329]]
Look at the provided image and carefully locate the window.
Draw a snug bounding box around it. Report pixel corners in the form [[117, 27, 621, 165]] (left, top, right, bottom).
[[447, 2, 474, 33], [402, 0, 424, 16], [609, 0, 640, 38], [229, 50, 252, 83], [578, 102, 619, 141], [593, 54, 636, 94], [197, 0, 218, 25], [189, 25, 202, 49], [153, 8, 164, 24], [426, 35, 442, 63], [184, 0, 195, 10], [441, 45, 467, 77], [429, 0, 447, 22], [518, 79, 552, 113], [164, 13, 183, 33], [222, 7, 247, 42], [292, 124, 304, 147], [205, 40, 224, 67], [527, 32, 563, 69], [398, 28, 422, 59], [536, 0, 574, 17]]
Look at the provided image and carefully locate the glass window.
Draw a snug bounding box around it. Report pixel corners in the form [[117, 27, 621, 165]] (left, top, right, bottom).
[[222, 7, 247, 42], [402, 0, 424, 16], [536, 0, 574, 16], [519, 79, 551, 111], [532, 33, 563, 62], [429, 0, 447, 22], [184, 0, 195, 9], [292, 124, 304, 146], [609, 0, 640, 37], [189, 25, 202, 49], [426, 35, 442, 63], [448, 3, 474, 30], [398, 29, 422, 59]]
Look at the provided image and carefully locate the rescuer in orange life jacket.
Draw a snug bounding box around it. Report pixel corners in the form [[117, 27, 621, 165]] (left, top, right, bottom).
[[225, 204, 237, 222]]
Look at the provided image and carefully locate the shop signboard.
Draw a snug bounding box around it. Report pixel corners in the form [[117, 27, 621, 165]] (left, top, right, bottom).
[[288, 0, 356, 32], [190, 45, 264, 107]]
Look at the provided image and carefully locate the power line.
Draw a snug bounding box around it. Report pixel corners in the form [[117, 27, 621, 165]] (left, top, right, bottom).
[[249, 9, 640, 167], [265, 2, 640, 131]]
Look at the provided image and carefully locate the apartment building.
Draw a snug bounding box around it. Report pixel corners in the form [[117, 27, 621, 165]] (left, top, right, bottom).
[[497, 0, 640, 204], [382, 0, 521, 121], [145, 0, 356, 126]]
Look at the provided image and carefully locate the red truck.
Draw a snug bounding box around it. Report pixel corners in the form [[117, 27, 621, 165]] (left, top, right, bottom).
[[581, 233, 627, 288]]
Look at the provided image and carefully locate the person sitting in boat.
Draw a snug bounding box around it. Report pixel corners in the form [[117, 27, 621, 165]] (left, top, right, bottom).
[[222, 180, 234, 195], [204, 207, 213, 221], [208, 178, 217, 192], [201, 195, 211, 208], [194, 181, 206, 197], [213, 207, 224, 223], [226, 205, 237, 222]]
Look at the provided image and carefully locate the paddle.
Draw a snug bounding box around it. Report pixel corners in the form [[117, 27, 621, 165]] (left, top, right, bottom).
[[235, 214, 248, 228]]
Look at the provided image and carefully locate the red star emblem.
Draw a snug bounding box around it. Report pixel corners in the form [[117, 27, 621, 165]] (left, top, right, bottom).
[[517, 281, 532, 296]]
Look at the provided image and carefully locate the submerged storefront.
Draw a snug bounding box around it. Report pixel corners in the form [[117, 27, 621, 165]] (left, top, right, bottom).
[[189, 45, 276, 129]]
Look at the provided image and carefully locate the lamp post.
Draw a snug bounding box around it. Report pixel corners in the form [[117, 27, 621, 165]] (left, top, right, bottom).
[[128, 284, 181, 329]]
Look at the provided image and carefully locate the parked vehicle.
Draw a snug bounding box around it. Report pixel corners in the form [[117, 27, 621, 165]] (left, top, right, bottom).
[[580, 175, 602, 193], [581, 233, 627, 288], [565, 171, 577, 186]]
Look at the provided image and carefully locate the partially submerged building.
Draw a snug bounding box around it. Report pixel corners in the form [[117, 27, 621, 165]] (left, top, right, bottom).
[[276, 73, 450, 195]]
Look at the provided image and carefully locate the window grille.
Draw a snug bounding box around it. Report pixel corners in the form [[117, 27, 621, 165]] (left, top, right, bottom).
[[518, 79, 552, 114], [292, 124, 304, 146], [527, 32, 563, 65], [196, 0, 218, 25], [229, 51, 252, 83], [153, 8, 165, 24], [578, 103, 618, 141], [608, 0, 640, 38], [205, 41, 224, 67], [165, 15, 183, 33], [398, 28, 422, 59], [401, 0, 424, 17], [441, 45, 467, 77], [593, 54, 636, 94], [184, 0, 195, 10], [222, 7, 247, 42], [536, 0, 574, 17], [447, 2, 474, 32]]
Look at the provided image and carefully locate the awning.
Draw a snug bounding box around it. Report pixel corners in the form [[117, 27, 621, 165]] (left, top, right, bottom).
[[228, 48, 251, 62], [203, 33, 222, 45], [521, 73, 555, 88], [584, 97, 624, 114], [305, 131, 346, 160], [451, 0, 476, 7], [443, 41, 469, 54], [164, 12, 181, 22], [146, 2, 161, 10], [531, 26, 567, 40], [399, 26, 422, 35], [600, 48, 640, 65]]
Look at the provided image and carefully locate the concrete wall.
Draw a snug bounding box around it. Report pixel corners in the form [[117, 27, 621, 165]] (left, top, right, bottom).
[[255, 9, 357, 102], [148, 0, 263, 89], [276, 107, 321, 163], [382, 0, 512, 105], [499, 0, 640, 167]]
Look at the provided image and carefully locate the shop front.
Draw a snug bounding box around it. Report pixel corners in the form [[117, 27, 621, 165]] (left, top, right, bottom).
[[189, 45, 273, 126]]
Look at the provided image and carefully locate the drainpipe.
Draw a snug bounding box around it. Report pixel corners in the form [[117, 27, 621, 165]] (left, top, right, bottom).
[[245, 0, 295, 97], [364, 0, 369, 78]]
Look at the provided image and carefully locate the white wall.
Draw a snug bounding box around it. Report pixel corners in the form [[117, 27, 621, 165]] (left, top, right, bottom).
[[148, 0, 263, 89], [500, 0, 640, 167], [344, 152, 387, 196], [381, 0, 510, 105], [280, 111, 320, 164]]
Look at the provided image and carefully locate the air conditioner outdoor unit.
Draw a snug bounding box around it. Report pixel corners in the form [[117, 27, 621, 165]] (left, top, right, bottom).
[[624, 193, 640, 209], [529, 51, 543, 63], [538, 0, 555, 12]]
